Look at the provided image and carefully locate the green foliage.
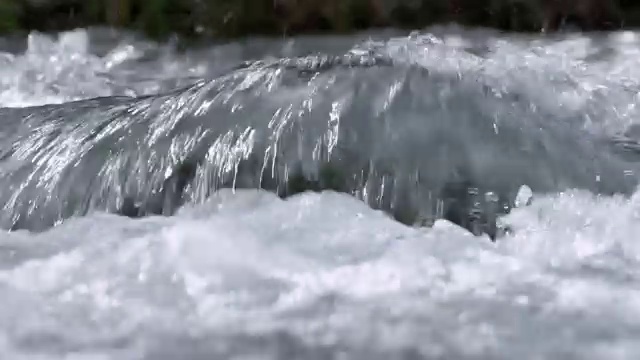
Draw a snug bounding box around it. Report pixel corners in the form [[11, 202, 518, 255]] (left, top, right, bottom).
[[137, 0, 171, 38], [4, 0, 640, 38], [389, 1, 449, 28], [206, 0, 280, 36], [0, 0, 20, 33], [487, 0, 542, 31]]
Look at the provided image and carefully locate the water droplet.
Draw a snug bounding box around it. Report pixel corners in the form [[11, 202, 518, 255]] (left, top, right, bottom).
[[514, 185, 533, 208]]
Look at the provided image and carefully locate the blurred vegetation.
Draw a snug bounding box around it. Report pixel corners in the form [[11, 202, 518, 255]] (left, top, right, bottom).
[[0, 0, 21, 33], [0, 0, 637, 38]]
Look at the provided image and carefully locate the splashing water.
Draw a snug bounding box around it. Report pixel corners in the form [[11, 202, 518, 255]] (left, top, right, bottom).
[[1, 27, 640, 359]]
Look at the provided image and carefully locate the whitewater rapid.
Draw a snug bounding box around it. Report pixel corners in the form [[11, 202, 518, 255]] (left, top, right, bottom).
[[1, 27, 640, 359]]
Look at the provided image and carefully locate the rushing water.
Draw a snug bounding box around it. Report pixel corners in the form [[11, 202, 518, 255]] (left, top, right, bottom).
[[2, 26, 640, 359]]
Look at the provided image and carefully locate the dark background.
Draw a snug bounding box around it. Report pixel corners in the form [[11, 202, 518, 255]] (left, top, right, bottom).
[[1, 0, 638, 39]]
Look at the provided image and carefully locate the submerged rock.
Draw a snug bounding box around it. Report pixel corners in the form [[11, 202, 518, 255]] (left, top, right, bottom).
[[118, 156, 522, 241]]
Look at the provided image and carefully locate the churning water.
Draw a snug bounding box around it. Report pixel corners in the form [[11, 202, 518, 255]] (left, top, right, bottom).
[[1, 26, 640, 359]]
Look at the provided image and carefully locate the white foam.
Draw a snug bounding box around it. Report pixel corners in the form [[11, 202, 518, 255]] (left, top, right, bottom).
[[0, 29, 210, 108], [0, 188, 638, 358]]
